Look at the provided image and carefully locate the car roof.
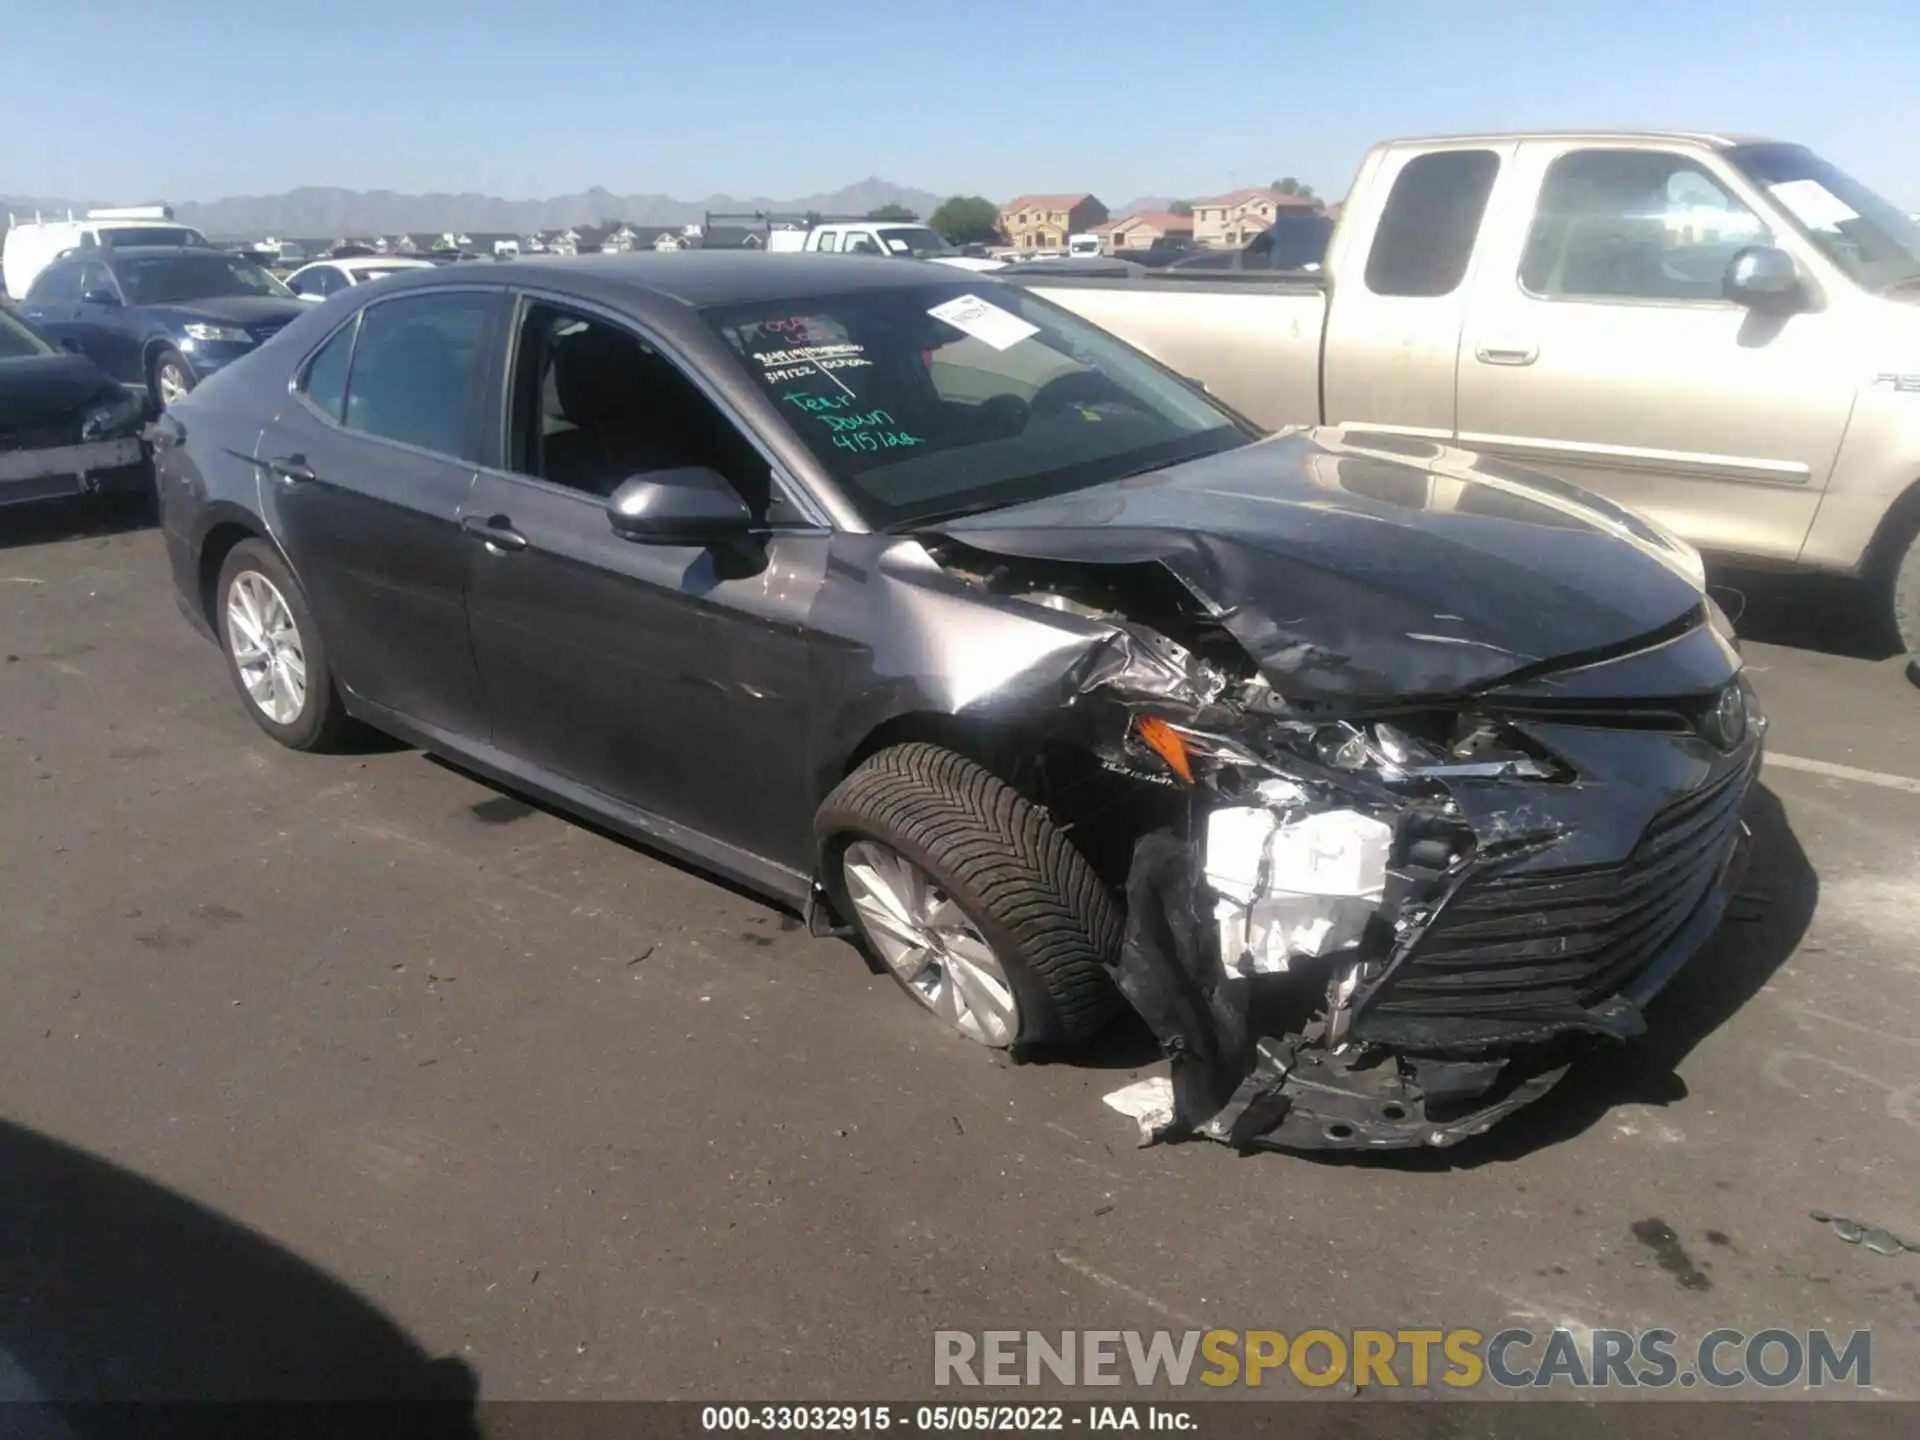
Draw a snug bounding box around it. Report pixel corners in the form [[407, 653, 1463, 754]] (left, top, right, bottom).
[[372, 251, 983, 310], [88, 245, 244, 261]]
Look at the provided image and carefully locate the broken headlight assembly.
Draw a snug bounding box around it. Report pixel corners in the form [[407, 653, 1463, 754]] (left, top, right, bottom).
[[1128, 708, 1571, 794]]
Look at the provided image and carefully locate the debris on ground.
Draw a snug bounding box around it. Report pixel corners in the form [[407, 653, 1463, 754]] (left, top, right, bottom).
[[1102, 1076, 1176, 1145], [1810, 1210, 1919, 1256]]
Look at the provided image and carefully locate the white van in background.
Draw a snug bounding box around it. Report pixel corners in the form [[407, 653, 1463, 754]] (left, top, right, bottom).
[[1067, 233, 1103, 258], [2, 206, 211, 300]]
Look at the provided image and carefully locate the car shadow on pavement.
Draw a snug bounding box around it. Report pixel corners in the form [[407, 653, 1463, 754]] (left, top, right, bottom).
[[0, 490, 157, 553], [0, 1118, 481, 1437], [1293, 782, 1816, 1170], [1709, 566, 1902, 662]]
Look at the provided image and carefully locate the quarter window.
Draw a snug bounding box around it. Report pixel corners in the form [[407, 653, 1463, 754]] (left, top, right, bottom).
[[342, 292, 492, 458], [299, 318, 357, 422], [1519, 150, 1772, 303], [1364, 149, 1501, 298], [27, 264, 82, 304]]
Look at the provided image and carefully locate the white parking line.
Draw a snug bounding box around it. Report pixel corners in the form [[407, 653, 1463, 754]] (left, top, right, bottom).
[[1765, 752, 1920, 795]]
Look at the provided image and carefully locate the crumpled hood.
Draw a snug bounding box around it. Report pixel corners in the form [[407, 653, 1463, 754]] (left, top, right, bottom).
[[0, 353, 124, 435], [147, 295, 308, 329], [936, 427, 1710, 700]]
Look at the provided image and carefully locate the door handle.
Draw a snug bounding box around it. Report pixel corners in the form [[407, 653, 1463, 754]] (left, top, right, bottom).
[[1474, 344, 1539, 366], [462, 513, 528, 553], [264, 454, 317, 484]]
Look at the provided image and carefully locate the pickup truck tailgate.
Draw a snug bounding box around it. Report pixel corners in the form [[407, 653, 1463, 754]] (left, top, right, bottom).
[[1024, 282, 1327, 431]]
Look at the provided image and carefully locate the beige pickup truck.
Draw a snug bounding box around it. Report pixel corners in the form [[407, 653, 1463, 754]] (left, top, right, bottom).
[[1019, 130, 1920, 662]]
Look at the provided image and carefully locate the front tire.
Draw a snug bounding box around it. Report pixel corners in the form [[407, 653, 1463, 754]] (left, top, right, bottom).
[[816, 743, 1122, 1049], [215, 539, 353, 751], [150, 348, 194, 410]]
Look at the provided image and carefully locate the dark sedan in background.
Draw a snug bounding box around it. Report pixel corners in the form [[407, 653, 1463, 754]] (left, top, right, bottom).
[[0, 304, 148, 508], [152, 254, 1762, 1154], [17, 246, 308, 411]]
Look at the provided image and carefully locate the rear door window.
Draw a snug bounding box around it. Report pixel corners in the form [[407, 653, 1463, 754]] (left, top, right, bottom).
[[28, 264, 82, 304], [1364, 149, 1501, 297], [341, 292, 495, 459]]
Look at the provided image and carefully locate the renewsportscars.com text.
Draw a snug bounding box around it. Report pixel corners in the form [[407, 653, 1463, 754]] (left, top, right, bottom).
[[933, 1327, 1872, 1391]]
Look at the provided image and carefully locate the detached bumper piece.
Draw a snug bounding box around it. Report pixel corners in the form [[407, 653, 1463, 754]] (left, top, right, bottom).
[[0, 435, 146, 505], [1110, 753, 1757, 1154]]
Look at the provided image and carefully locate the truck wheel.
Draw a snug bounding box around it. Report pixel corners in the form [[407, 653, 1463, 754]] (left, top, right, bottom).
[[1895, 527, 1920, 682], [215, 539, 355, 751], [150, 348, 194, 409], [816, 743, 1121, 1050]]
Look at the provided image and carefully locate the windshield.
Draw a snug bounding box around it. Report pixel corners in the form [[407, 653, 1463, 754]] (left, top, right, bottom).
[[101, 226, 207, 248], [0, 307, 54, 359], [704, 282, 1254, 528], [1725, 143, 1920, 291], [114, 253, 293, 303], [878, 227, 958, 260]]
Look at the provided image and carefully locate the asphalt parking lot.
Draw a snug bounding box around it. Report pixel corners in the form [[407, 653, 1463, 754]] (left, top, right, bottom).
[[3, 499, 1919, 1406]]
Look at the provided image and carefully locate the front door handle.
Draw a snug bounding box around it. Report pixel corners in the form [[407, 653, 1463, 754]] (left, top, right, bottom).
[[462, 513, 528, 553], [265, 454, 317, 484], [1473, 344, 1539, 367]]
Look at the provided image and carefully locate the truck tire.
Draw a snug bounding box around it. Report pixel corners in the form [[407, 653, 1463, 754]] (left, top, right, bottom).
[[1896, 526, 1920, 681], [816, 743, 1122, 1050], [216, 538, 356, 752]]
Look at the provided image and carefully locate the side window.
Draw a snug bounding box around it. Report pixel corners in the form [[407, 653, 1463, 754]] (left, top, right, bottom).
[[815, 231, 840, 254], [29, 264, 81, 304], [299, 317, 357, 422], [342, 292, 492, 458], [291, 268, 338, 298], [78, 261, 115, 302], [1519, 150, 1772, 303], [844, 233, 882, 255], [507, 304, 796, 524], [1364, 149, 1501, 298]]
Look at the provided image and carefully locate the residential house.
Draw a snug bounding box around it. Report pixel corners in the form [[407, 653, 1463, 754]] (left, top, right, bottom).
[[998, 194, 1109, 252], [1100, 210, 1194, 255], [599, 223, 642, 254], [1190, 188, 1321, 248]]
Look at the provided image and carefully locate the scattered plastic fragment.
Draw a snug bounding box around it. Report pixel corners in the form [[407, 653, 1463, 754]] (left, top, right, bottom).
[[1810, 1210, 1919, 1256], [1102, 1076, 1176, 1145]]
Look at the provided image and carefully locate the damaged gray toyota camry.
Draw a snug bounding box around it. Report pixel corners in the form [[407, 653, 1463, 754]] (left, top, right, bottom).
[[155, 254, 1764, 1154]]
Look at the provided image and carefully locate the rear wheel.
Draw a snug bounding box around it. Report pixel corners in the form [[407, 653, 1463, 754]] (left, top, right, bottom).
[[215, 539, 354, 751], [1893, 527, 1920, 683], [816, 743, 1121, 1050]]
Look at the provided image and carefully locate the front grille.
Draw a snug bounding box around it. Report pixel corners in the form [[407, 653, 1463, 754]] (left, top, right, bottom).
[[1362, 752, 1757, 1024]]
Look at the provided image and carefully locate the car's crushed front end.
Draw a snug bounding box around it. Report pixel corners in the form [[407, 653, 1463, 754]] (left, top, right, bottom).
[[887, 429, 1768, 1152], [0, 352, 149, 508]]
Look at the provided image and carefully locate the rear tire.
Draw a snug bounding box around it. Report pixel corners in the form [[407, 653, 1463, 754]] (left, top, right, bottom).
[[215, 538, 354, 751], [816, 743, 1122, 1049], [1894, 526, 1920, 683]]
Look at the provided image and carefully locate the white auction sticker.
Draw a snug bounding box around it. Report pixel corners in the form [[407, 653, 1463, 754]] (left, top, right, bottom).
[[927, 294, 1040, 351], [1767, 178, 1859, 232]]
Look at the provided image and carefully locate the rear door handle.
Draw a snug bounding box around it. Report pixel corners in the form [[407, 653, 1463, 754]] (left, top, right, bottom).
[[1474, 344, 1539, 366], [264, 454, 317, 484], [462, 513, 528, 553]]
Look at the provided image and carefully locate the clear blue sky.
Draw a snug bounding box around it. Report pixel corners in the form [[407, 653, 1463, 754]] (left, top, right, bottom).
[[5, 0, 1917, 207]]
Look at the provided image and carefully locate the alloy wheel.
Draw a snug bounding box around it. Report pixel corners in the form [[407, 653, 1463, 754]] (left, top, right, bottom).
[[157, 363, 191, 407], [842, 840, 1021, 1047], [226, 571, 308, 725]]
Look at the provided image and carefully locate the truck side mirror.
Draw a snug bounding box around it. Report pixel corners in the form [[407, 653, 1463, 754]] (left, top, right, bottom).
[[1723, 246, 1801, 310]]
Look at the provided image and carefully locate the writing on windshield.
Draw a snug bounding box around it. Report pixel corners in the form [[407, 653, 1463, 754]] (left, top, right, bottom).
[[705, 283, 1251, 527]]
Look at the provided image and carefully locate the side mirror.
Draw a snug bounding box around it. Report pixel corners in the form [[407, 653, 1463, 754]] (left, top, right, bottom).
[[607, 467, 753, 544], [82, 289, 120, 307], [1723, 245, 1801, 309]]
